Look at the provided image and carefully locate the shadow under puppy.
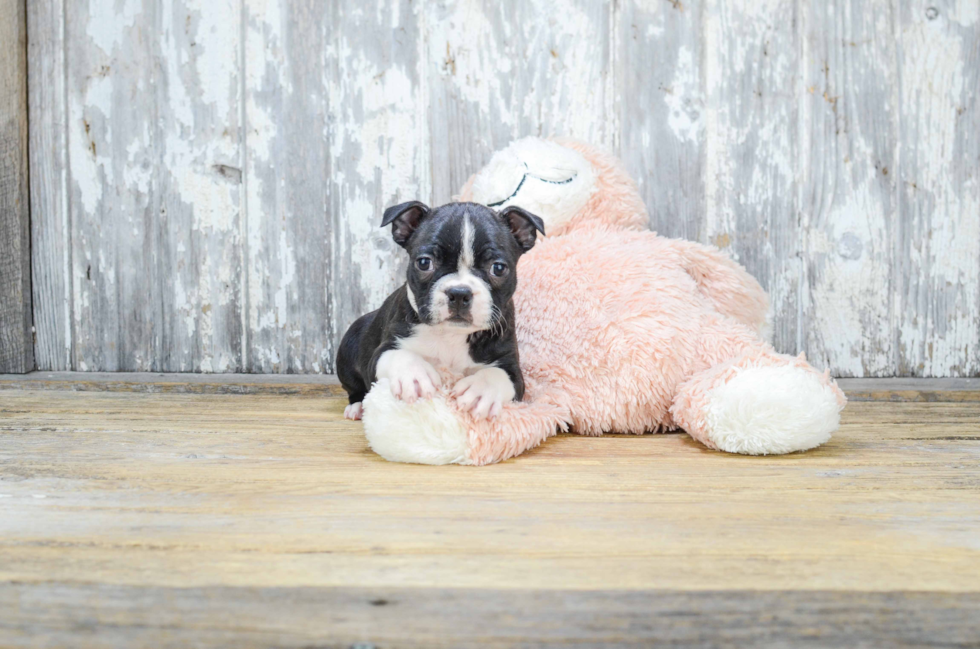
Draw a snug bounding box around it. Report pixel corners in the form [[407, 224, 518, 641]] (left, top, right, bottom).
[[337, 201, 545, 421]]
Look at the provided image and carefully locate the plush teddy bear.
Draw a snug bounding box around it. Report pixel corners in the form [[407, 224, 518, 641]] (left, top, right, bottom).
[[362, 137, 846, 465]]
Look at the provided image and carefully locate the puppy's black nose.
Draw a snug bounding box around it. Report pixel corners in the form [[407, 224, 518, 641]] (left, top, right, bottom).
[[446, 286, 473, 310]]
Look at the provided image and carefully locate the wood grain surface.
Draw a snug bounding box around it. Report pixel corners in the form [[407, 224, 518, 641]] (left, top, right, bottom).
[[26, 0, 70, 372], [1, 384, 979, 645], [25, 0, 980, 377], [0, 0, 33, 374], [3, 584, 978, 648]]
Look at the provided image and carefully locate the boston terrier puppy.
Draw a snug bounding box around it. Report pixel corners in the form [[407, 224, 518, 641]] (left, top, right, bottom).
[[337, 201, 545, 422]]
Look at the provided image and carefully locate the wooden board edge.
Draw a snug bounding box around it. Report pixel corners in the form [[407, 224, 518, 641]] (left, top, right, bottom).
[[836, 378, 980, 402], [0, 371, 345, 396], [1, 374, 979, 402], [2, 583, 979, 648]]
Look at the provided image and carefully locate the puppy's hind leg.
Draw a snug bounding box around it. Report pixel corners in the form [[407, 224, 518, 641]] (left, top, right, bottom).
[[337, 313, 373, 421]]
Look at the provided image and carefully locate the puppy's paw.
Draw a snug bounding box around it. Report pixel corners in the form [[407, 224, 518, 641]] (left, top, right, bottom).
[[452, 367, 516, 420], [344, 402, 363, 420], [376, 350, 442, 404]]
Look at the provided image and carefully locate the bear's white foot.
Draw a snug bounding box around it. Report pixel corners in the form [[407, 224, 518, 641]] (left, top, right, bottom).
[[344, 402, 363, 421], [362, 379, 472, 465], [704, 365, 841, 455]]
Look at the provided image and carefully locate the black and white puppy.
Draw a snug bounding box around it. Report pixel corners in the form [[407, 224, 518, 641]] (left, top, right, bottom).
[[337, 201, 544, 421]]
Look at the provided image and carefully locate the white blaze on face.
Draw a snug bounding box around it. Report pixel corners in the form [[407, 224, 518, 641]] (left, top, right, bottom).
[[428, 212, 493, 329], [459, 213, 475, 271], [470, 137, 597, 234]]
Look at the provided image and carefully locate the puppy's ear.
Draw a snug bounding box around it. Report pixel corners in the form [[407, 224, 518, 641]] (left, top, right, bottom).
[[499, 205, 546, 252], [381, 201, 429, 247]]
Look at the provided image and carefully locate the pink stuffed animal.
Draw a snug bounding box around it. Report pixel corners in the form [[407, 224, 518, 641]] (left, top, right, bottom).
[[363, 137, 846, 465]]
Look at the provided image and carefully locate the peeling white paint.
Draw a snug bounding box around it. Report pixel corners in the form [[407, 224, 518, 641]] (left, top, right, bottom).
[[190, 0, 239, 119], [952, 1, 978, 26], [85, 0, 142, 57], [325, 1, 428, 350], [897, 10, 979, 376], [665, 47, 702, 144]]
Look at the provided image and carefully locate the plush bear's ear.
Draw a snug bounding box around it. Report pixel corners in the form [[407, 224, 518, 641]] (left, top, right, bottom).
[[381, 201, 429, 248], [499, 205, 546, 252]]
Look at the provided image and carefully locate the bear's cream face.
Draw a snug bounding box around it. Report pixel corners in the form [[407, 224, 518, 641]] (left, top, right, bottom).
[[469, 137, 596, 235]]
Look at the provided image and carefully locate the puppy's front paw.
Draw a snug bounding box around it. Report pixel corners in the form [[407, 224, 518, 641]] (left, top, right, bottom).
[[344, 402, 363, 420], [452, 367, 516, 420], [376, 350, 442, 404]]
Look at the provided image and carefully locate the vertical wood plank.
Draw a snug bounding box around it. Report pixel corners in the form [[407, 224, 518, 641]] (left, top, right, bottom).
[[27, 0, 72, 371], [801, 0, 899, 377], [618, 0, 705, 240], [426, 0, 616, 204], [327, 1, 429, 366], [703, 0, 801, 353], [895, 0, 980, 377], [244, 0, 427, 373], [242, 0, 332, 373], [0, 0, 34, 373], [67, 0, 244, 371], [67, 0, 149, 370]]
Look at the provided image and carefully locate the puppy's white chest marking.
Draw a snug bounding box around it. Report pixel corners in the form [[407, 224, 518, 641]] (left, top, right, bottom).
[[398, 324, 482, 374]]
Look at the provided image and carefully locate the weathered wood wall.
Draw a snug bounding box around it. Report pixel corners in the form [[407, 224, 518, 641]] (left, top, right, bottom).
[[26, 0, 980, 376], [0, 0, 34, 373]]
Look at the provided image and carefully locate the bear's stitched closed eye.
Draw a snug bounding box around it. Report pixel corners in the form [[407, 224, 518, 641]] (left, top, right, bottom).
[[487, 162, 578, 207]]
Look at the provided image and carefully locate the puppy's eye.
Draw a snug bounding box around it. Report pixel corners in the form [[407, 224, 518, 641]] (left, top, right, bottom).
[[491, 262, 508, 277], [416, 257, 432, 272]]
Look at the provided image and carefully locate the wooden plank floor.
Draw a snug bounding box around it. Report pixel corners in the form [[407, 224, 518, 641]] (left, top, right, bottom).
[[1, 375, 979, 648]]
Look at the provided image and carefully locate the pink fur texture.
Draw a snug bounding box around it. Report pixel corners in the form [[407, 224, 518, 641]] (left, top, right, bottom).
[[365, 138, 845, 465]]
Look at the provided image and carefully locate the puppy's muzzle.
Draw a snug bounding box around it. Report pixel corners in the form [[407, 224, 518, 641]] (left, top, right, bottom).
[[445, 286, 473, 322]]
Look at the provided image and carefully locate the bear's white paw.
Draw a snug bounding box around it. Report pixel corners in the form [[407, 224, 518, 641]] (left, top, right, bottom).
[[452, 367, 515, 420], [704, 365, 841, 455], [362, 379, 472, 465]]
